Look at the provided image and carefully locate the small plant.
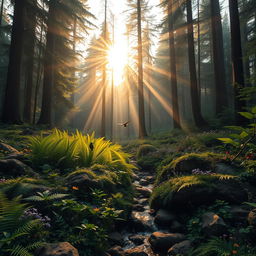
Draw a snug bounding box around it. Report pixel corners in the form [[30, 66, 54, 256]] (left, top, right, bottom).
[[218, 106, 256, 162], [0, 193, 45, 256], [25, 190, 68, 203], [29, 129, 135, 172]]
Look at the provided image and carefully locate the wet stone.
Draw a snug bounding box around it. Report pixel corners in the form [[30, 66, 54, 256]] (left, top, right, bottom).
[[128, 235, 147, 246]]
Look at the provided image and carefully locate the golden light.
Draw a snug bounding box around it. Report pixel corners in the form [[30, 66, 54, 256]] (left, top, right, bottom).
[[107, 41, 128, 86]]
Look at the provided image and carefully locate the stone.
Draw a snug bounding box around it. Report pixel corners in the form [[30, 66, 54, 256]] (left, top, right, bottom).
[[139, 179, 150, 186], [154, 209, 175, 227], [130, 211, 155, 232], [136, 186, 152, 198], [230, 206, 249, 223], [0, 159, 37, 177], [170, 221, 184, 233], [133, 204, 145, 212], [108, 232, 123, 246], [167, 240, 192, 256], [107, 246, 125, 256], [125, 246, 148, 256], [37, 242, 79, 256], [0, 142, 20, 154], [248, 209, 256, 226], [129, 235, 146, 245], [214, 163, 236, 175], [202, 212, 227, 237], [149, 232, 185, 252]]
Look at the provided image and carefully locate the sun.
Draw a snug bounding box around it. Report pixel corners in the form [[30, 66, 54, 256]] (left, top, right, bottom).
[[107, 41, 128, 86]]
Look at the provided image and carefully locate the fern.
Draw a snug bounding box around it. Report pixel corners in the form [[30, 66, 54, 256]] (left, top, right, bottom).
[[0, 193, 45, 256], [29, 129, 135, 172], [24, 190, 68, 202], [190, 237, 256, 256]]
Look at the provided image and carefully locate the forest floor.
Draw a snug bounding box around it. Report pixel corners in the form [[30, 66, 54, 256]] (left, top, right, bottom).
[[1, 125, 256, 256]]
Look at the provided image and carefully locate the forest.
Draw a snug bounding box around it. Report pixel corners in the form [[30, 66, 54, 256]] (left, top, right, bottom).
[[0, 0, 256, 255]]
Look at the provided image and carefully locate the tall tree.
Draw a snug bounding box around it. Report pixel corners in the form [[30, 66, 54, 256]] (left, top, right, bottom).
[[101, 0, 107, 137], [137, 0, 147, 138], [168, 0, 181, 129], [37, 0, 56, 125], [0, 0, 4, 25], [186, 0, 206, 128], [23, 0, 37, 123], [229, 0, 246, 123], [210, 0, 227, 115], [2, 0, 26, 123]]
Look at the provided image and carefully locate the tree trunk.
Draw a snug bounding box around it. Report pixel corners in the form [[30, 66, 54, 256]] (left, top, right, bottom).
[[229, 0, 246, 124], [137, 0, 147, 138], [168, 0, 181, 129], [2, 0, 25, 123], [210, 0, 227, 115], [23, 0, 37, 123], [37, 0, 56, 125], [0, 0, 4, 25], [186, 0, 206, 128], [101, 0, 107, 137]]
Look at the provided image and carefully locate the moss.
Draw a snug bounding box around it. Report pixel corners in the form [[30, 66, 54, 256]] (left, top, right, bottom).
[[136, 144, 157, 159], [155, 152, 225, 185]]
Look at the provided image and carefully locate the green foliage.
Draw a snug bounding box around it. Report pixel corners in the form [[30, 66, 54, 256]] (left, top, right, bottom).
[[29, 129, 135, 171], [0, 193, 45, 256], [218, 107, 256, 161], [25, 190, 68, 203], [187, 200, 231, 243], [136, 144, 157, 159], [189, 237, 256, 256]]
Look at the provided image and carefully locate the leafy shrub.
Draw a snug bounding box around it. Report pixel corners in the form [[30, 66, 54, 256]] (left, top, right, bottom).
[[0, 193, 46, 256], [29, 129, 135, 171]]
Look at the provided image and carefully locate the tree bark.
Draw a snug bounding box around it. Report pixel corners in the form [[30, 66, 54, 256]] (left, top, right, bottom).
[[137, 0, 147, 138], [23, 0, 37, 123], [0, 0, 4, 25], [186, 0, 206, 128], [210, 0, 227, 115], [2, 0, 25, 123], [229, 0, 246, 124], [37, 0, 56, 125], [168, 0, 181, 129]]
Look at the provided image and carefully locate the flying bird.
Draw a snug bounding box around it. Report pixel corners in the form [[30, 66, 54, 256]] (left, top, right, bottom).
[[118, 121, 130, 128]]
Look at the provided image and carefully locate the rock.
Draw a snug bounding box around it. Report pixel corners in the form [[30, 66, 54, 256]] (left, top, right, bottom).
[[167, 240, 192, 256], [248, 209, 256, 226], [130, 211, 156, 232], [125, 246, 148, 256], [136, 198, 148, 206], [214, 163, 236, 175], [133, 204, 145, 212], [149, 232, 185, 252], [202, 212, 227, 237], [139, 179, 150, 186], [37, 242, 79, 256], [107, 246, 125, 256], [136, 186, 152, 198], [0, 159, 37, 177], [108, 232, 123, 246], [154, 209, 175, 227], [0, 142, 20, 154], [129, 235, 146, 245], [151, 178, 248, 212]]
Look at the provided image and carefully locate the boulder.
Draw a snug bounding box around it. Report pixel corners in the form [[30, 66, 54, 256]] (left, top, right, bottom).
[[125, 246, 148, 256], [0, 159, 37, 177], [154, 209, 175, 227], [149, 232, 185, 252], [202, 212, 227, 237], [37, 242, 79, 256], [133, 204, 145, 212], [167, 240, 192, 256], [129, 235, 146, 246], [107, 246, 125, 256]]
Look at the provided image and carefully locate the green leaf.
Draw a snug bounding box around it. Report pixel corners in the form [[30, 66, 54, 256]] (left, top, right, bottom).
[[217, 138, 235, 144], [251, 106, 256, 114], [239, 112, 254, 119], [224, 126, 244, 131], [240, 131, 249, 139]]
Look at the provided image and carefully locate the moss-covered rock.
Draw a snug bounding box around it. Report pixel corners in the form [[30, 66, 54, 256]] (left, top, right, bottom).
[[150, 174, 247, 212], [155, 152, 225, 185], [136, 144, 157, 159]]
